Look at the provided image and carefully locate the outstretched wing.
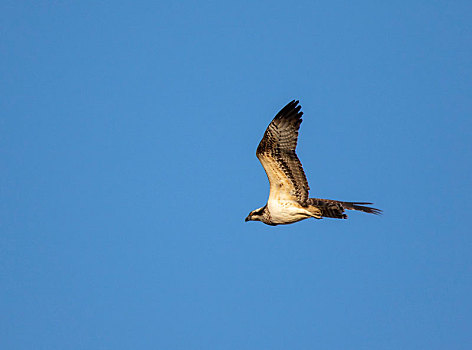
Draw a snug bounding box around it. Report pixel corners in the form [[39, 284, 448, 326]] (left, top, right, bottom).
[[256, 100, 310, 204]]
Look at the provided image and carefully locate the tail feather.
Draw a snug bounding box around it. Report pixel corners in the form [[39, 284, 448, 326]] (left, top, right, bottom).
[[307, 198, 382, 219], [341, 201, 382, 215]]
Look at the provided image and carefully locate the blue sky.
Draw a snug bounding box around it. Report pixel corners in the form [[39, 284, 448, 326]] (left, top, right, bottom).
[[1, 1, 471, 349]]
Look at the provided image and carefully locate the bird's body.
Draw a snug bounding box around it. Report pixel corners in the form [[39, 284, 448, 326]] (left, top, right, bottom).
[[267, 200, 320, 225], [245, 100, 381, 226]]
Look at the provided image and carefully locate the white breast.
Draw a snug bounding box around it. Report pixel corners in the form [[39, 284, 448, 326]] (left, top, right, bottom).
[[267, 199, 313, 224]]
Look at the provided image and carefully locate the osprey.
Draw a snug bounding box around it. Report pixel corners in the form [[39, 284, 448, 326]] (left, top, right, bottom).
[[245, 100, 381, 226]]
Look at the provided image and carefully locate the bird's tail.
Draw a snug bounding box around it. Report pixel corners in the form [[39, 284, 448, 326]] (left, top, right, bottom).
[[307, 198, 382, 219]]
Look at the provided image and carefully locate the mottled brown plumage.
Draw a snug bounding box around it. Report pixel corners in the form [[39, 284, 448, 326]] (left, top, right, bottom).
[[256, 100, 309, 205], [245, 100, 381, 226]]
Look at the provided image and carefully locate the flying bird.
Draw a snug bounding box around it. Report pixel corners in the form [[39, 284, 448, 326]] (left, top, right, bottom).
[[245, 100, 381, 226]]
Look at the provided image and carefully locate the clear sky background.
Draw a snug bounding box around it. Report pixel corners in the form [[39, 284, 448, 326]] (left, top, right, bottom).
[[1, 1, 471, 349]]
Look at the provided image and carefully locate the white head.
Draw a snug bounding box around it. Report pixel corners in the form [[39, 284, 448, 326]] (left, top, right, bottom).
[[245, 206, 266, 223]]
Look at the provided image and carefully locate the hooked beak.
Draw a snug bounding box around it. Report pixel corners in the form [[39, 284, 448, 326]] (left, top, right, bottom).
[[245, 215, 250, 222]]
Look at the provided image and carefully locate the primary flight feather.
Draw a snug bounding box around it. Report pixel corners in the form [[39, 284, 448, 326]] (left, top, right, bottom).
[[245, 100, 381, 226]]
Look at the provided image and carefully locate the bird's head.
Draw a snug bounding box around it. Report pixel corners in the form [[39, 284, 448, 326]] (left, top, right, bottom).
[[245, 206, 265, 223]]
